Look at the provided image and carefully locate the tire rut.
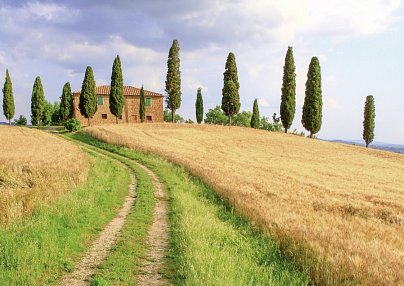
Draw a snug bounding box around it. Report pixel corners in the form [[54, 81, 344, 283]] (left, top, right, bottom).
[[58, 147, 136, 286]]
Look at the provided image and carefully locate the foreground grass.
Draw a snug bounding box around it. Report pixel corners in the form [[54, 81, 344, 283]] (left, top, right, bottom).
[[0, 151, 130, 285], [72, 132, 309, 285], [64, 133, 156, 286]]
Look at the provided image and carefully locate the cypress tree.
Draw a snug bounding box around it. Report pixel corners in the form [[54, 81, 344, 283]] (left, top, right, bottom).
[[302, 57, 322, 138], [2, 69, 15, 125], [250, 99, 260, 128], [139, 85, 145, 123], [60, 82, 73, 122], [221, 52, 240, 125], [195, 87, 203, 124], [31, 76, 45, 127], [79, 66, 97, 126], [109, 55, 124, 124], [165, 39, 181, 123], [280, 46, 296, 133], [363, 95, 376, 148]]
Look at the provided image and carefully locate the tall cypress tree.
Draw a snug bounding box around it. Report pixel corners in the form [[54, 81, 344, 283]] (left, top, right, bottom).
[[302, 57, 322, 138], [60, 82, 73, 122], [195, 87, 203, 124], [31, 76, 45, 126], [79, 66, 97, 126], [280, 46, 296, 133], [139, 85, 145, 123], [165, 39, 181, 123], [363, 95, 376, 148], [2, 69, 15, 125], [250, 99, 260, 129], [221, 52, 240, 125], [109, 55, 124, 124]]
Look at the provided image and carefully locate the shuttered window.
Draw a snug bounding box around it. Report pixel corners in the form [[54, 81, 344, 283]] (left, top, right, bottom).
[[98, 96, 104, 105], [146, 97, 151, 107]]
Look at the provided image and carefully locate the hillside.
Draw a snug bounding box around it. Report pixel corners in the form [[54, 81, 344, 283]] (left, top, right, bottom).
[[0, 126, 88, 223], [86, 123, 404, 285]]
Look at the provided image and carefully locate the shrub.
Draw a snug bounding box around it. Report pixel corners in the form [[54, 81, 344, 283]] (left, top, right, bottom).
[[65, 118, 81, 132], [14, 115, 27, 126]]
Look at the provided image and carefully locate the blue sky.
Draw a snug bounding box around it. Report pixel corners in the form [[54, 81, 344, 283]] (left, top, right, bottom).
[[1, 0, 403, 143]]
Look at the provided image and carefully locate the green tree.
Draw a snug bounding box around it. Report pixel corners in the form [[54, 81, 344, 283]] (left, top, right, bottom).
[[204, 105, 228, 125], [109, 55, 124, 123], [363, 95, 376, 148], [165, 39, 181, 123], [302, 57, 322, 138], [60, 82, 73, 122], [14, 115, 27, 126], [164, 109, 184, 123], [139, 85, 146, 122], [233, 111, 252, 127], [221, 52, 240, 125], [52, 102, 61, 125], [2, 69, 15, 125], [79, 66, 97, 126], [280, 46, 296, 133], [31, 76, 45, 126], [250, 99, 260, 128], [42, 100, 53, 126], [195, 87, 203, 124]]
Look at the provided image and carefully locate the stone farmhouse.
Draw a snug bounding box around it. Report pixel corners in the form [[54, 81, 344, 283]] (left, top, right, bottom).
[[72, 85, 164, 126]]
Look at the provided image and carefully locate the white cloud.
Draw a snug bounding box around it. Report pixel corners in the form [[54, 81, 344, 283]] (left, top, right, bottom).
[[258, 98, 270, 107]]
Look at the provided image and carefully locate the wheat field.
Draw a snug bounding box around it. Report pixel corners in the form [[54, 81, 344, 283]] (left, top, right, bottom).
[[86, 123, 404, 285], [0, 126, 88, 223]]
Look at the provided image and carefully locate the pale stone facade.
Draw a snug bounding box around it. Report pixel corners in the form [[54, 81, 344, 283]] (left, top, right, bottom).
[[73, 85, 164, 126]]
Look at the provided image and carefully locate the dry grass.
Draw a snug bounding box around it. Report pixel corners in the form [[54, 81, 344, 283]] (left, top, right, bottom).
[[85, 123, 404, 285], [0, 126, 88, 224]]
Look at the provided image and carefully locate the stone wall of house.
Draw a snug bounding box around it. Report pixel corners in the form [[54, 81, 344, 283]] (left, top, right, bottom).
[[73, 93, 164, 126]]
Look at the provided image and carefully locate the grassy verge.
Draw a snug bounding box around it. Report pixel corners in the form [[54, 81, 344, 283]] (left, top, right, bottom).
[[71, 132, 309, 285], [63, 134, 156, 286], [0, 151, 130, 285]]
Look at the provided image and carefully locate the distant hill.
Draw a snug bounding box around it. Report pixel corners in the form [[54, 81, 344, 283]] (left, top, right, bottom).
[[328, 139, 404, 154]]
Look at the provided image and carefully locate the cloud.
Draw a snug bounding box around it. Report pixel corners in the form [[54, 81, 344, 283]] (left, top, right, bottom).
[[258, 98, 270, 107]]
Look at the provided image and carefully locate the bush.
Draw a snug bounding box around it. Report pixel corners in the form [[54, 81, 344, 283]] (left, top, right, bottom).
[[14, 115, 27, 126], [64, 118, 81, 132]]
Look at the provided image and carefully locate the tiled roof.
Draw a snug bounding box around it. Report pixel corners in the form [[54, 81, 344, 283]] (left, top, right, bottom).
[[73, 85, 163, 97]]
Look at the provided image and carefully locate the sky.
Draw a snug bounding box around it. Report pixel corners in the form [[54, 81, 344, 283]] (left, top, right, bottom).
[[0, 0, 403, 144]]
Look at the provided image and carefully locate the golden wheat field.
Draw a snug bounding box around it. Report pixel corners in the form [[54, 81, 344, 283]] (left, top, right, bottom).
[[86, 123, 404, 285], [0, 126, 88, 224]]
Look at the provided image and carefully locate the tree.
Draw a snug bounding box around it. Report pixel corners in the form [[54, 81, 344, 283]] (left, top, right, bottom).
[[233, 111, 252, 127], [363, 95, 376, 148], [165, 39, 181, 123], [221, 52, 240, 125], [195, 87, 203, 124], [60, 82, 73, 122], [250, 99, 260, 128], [52, 102, 61, 125], [164, 109, 184, 123], [79, 66, 97, 126], [302, 57, 322, 138], [204, 105, 228, 125], [42, 100, 53, 126], [139, 85, 146, 122], [109, 55, 124, 123], [31, 76, 45, 126], [280, 46, 296, 133], [3, 69, 15, 125], [14, 115, 27, 126]]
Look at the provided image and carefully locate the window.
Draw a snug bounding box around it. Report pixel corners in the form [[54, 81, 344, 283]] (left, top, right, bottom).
[[146, 115, 152, 122], [146, 97, 151, 107], [102, 114, 107, 119], [98, 95, 104, 105]]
